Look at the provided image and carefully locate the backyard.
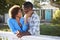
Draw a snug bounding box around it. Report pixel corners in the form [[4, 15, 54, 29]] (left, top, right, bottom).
[[0, 23, 60, 36]]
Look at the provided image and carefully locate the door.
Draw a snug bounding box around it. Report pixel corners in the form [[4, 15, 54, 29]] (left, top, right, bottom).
[[45, 9, 51, 21]]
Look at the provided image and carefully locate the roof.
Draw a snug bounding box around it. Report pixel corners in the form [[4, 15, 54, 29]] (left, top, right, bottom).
[[41, 4, 59, 9]]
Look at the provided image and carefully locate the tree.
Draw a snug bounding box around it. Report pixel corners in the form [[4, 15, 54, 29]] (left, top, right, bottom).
[[0, 0, 25, 15], [50, 0, 60, 4], [50, 0, 60, 8], [33, 0, 40, 8], [52, 10, 60, 24], [6, 0, 25, 7], [0, 0, 8, 15]]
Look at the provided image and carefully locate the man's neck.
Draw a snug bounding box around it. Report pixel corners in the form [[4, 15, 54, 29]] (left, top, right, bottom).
[[29, 11, 33, 17]]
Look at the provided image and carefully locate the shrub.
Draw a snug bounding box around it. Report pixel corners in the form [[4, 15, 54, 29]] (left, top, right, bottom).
[[40, 24, 60, 36], [52, 10, 60, 24]]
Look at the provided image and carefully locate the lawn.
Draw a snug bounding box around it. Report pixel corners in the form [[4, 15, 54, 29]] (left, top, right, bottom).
[[0, 25, 10, 32], [40, 23, 60, 36], [0, 24, 60, 36]]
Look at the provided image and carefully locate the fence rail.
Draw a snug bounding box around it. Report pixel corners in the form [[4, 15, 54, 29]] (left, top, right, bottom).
[[0, 31, 60, 40], [0, 31, 19, 40]]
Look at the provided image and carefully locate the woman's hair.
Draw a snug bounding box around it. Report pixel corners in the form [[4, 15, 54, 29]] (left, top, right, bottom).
[[9, 5, 21, 19]]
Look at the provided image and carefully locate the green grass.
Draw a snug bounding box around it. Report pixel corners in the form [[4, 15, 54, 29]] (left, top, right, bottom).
[[0, 25, 10, 32], [0, 37, 8, 40], [40, 24, 60, 36]]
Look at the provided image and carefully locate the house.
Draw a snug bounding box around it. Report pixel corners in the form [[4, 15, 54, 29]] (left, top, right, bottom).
[[40, 0, 59, 22], [0, 15, 4, 23], [4, 13, 9, 23]]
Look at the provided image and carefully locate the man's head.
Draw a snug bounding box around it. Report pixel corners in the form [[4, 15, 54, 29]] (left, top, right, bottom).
[[22, 2, 33, 14]]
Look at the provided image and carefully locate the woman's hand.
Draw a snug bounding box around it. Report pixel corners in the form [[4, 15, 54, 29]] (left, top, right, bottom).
[[24, 14, 29, 24], [24, 11, 33, 24], [16, 30, 23, 38]]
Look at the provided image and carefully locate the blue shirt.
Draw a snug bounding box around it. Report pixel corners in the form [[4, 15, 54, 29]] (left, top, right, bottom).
[[7, 17, 28, 34]]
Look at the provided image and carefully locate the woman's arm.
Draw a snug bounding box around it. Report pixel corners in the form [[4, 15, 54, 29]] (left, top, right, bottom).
[[7, 19, 18, 34], [20, 18, 29, 32], [7, 19, 23, 38], [22, 21, 29, 32]]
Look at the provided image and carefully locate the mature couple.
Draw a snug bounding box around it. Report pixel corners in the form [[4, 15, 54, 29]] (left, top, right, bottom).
[[7, 2, 40, 38]]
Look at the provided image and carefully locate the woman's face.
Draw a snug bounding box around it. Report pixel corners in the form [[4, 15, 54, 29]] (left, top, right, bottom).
[[16, 9, 22, 18]]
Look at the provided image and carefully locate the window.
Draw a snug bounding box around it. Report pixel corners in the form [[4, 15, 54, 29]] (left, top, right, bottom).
[[41, 9, 45, 20]]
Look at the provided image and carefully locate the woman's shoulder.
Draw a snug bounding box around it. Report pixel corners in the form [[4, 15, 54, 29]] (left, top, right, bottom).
[[7, 18, 15, 22]]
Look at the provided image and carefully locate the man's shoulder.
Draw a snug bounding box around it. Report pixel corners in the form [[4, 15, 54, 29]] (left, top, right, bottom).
[[32, 13, 39, 18]]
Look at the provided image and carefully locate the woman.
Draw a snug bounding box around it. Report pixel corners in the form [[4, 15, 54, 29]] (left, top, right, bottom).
[[7, 5, 30, 38]]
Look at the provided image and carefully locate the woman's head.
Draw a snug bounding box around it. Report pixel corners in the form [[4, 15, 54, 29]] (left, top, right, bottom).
[[9, 5, 22, 19]]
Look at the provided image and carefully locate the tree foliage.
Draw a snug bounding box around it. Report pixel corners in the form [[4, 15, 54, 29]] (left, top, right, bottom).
[[51, 0, 60, 4], [33, 0, 40, 8], [52, 10, 60, 24], [6, 0, 25, 7], [0, 0, 25, 15], [0, 0, 7, 15], [50, 0, 60, 8]]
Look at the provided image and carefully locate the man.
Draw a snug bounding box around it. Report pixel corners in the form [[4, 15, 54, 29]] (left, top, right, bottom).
[[22, 2, 40, 35]]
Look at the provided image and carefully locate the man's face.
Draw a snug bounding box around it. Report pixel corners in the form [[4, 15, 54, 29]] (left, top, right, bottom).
[[22, 5, 31, 14], [24, 8, 30, 14]]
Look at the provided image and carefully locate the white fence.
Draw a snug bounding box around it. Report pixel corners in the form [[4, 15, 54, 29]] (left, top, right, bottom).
[[0, 31, 59, 40], [0, 31, 19, 40]]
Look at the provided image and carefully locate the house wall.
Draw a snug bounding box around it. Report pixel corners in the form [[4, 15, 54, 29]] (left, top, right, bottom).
[[40, 8, 58, 22], [0, 15, 4, 23], [5, 14, 9, 23]]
